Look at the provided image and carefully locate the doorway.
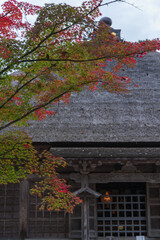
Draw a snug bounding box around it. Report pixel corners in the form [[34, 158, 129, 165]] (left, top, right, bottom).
[[96, 183, 147, 237]]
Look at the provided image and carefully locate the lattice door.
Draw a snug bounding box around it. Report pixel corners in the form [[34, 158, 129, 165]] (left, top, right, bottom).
[[0, 184, 19, 238], [97, 194, 147, 237]]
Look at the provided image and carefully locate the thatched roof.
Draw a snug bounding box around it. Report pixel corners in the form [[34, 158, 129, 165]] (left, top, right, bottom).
[[24, 52, 160, 142]]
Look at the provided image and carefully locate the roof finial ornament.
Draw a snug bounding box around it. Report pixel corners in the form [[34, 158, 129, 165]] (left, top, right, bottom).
[[99, 17, 112, 26], [99, 16, 121, 39]]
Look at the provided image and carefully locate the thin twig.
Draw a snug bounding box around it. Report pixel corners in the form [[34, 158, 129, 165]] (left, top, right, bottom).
[[100, 0, 141, 11]]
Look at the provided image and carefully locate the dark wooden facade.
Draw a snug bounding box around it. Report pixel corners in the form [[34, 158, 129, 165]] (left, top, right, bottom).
[[1, 51, 160, 239], [0, 146, 160, 239]]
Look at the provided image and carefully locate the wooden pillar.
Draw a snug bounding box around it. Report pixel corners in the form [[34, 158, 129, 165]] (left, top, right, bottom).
[[83, 194, 89, 240], [19, 180, 29, 240], [72, 160, 101, 240], [81, 175, 89, 240], [147, 183, 160, 237]]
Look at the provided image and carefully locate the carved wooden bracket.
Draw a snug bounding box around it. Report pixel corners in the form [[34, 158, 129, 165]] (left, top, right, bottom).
[[70, 160, 102, 197], [73, 174, 101, 198], [155, 160, 160, 166], [74, 186, 101, 197], [68, 160, 102, 174], [117, 161, 141, 173]]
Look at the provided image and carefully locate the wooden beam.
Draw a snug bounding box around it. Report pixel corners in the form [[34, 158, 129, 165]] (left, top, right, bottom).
[[50, 147, 160, 158], [19, 180, 29, 240], [70, 173, 160, 183], [89, 173, 160, 183]]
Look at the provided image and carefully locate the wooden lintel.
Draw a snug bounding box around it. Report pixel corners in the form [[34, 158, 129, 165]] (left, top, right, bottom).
[[70, 173, 160, 183], [89, 173, 160, 183]]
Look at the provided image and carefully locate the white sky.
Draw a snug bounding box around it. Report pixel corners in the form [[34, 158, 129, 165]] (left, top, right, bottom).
[[1, 0, 160, 42]]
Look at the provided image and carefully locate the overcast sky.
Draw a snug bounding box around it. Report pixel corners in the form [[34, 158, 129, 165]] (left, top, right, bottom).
[[1, 0, 160, 42]]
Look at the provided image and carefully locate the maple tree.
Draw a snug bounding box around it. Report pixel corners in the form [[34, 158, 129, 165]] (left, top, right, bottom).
[[0, 131, 81, 212], [0, 0, 160, 212]]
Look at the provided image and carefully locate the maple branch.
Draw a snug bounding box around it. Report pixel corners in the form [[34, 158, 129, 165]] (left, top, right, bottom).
[[0, 89, 71, 131], [0, 3, 23, 18], [0, 62, 16, 76], [0, 76, 104, 131], [0, 9, 14, 18], [20, 30, 57, 60], [17, 50, 145, 64], [0, 74, 35, 109], [0, 142, 19, 157], [0, 25, 58, 76], [0, 66, 55, 110], [0, 0, 123, 76]]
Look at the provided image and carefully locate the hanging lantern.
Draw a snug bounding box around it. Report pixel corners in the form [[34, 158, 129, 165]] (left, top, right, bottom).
[[101, 191, 112, 203]]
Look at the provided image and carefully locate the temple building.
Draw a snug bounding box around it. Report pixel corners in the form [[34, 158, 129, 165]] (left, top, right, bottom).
[[0, 19, 160, 240]]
